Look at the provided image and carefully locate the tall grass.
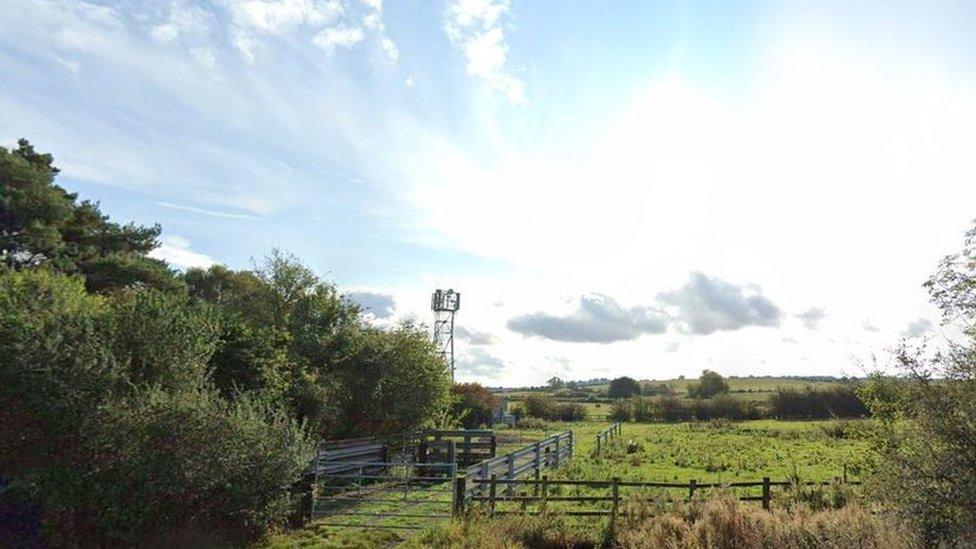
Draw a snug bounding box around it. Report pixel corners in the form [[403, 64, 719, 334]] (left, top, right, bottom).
[[412, 493, 918, 548]]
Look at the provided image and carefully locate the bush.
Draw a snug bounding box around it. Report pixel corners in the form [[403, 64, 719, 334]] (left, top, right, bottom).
[[769, 385, 868, 419], [0, 270, 315, 545], [514, 417, 547, 430], [609, 399, 632, 422], [608, 376, 641, 399], [451, 383, 499, 428], [687, 369, 730, 399], [642, 382, 675, 396], [521, 393, 555, 419], [71, 388, 314, 545], [552, 402, 586, 422]]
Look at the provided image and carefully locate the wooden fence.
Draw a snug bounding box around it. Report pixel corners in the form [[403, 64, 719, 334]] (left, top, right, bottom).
[[595, 423, 621, 456], [468, 475, 862, 518], [419, 430, 496, 467], [312, 429, 498, 478], [455, 431, 573, 513]]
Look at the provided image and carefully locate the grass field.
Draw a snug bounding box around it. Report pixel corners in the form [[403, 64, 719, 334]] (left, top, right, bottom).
[[264, 418, 873, 547], [499, 419, 867, 483]]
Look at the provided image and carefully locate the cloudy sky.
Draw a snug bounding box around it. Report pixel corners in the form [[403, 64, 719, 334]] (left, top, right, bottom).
[[3, 0, 976, 385]]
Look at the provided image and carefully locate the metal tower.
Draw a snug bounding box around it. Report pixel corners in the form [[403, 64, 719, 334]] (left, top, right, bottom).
[[431, 289, 460, 381]]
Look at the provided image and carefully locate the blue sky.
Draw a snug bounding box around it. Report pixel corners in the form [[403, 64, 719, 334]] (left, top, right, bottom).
[[3, 0, 976, 385]]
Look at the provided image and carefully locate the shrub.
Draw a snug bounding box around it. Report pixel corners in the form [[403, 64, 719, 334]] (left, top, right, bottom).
[[72, 388, 313, 545], [769, 385, 868, 419], [451, 383, 500, 428], [0, 270, 315, 545], [686, 369, 730, 399], [521, 393, 556, 419], [552, 402, 586, 422], [609, 399, 632, 422], [514, 417, 547, 430], [608, 376, 641, 399], [642, 382, 675, 396]]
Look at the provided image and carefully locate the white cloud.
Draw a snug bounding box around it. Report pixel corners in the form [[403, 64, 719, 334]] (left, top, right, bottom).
[[795, 307, 826, 330], [190, 47, 217, 70], [157, 202, 261, 220], [228, 0, 342, 35], [150, 2, 214, 44], [313, 25, 364, 52], [149, 235, 217, 270], [444, 0, 524, 103]]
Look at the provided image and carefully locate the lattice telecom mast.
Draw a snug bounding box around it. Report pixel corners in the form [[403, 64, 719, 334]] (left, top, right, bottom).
[[431, 289, 460, 381]]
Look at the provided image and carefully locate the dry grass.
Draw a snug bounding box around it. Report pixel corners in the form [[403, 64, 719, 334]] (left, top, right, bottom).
[[408, 493, 918, 549], [614, 494, 917, 549]]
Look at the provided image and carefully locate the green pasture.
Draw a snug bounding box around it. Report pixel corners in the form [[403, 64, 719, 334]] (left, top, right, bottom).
[[264, 418, 871, 547]]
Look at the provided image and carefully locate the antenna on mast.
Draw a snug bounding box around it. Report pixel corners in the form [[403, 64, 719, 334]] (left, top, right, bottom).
[[431, 289, 460, 382]]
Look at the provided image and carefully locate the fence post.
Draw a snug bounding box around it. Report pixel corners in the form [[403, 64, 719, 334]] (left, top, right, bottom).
[[541, 475, 549, 514], [533, 442, 541, 496], [554, 436, 561, 467], [762, 477, 770, 510], [490, 434, 497, 458], [568, 431, 574, 459], [506, 454, 515, 496], [689, 479, 697, 500], [309, 448, 320, 518], [843, 464, 848, 484], [454, 475, 467, 517], [611, 477, 620, 521], [448, 441, 456, 476], [596, 433, 601, 456], [489, 474, 498, 516]]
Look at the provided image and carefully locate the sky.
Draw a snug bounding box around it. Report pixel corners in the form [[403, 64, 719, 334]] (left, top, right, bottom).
[[3, 0, 976, 386]]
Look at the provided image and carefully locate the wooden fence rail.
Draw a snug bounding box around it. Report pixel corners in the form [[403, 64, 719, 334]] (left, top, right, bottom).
[[469, 475, 862, 517], [595, 423, 622, 456], [455, 431, 573, 514]]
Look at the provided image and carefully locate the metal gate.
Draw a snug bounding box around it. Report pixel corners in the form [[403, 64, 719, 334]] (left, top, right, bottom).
[[310, 460, 457, 530]]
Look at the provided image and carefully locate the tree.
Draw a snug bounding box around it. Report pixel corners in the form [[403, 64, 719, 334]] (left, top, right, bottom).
[[522, 393, 556, 419], [608, 376, 641, 399], [859, 223, 976, 545], [546, 376, 565, 390], [186, 252, 451, 439], [1, 139, 181, 293], [687, 370, 729, 399], [451, 383, 500, 428]]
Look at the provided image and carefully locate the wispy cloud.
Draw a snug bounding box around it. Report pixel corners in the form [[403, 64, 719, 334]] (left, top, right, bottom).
[[444, 0, 524, 103], [157, 202, 262, 220], [795, 307, 826, 330]]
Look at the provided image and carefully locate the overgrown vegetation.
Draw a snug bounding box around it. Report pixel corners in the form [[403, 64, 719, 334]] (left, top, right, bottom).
[[0, 141, 452, 545], [855, 222, 976, 546], [410, 493, 915, 548]]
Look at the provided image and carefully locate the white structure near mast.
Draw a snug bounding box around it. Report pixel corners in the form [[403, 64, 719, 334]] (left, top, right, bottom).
[[431, 289, 460, 382]]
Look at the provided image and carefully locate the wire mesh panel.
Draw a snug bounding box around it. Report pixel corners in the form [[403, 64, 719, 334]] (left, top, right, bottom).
[[311, 461, 458, 530]]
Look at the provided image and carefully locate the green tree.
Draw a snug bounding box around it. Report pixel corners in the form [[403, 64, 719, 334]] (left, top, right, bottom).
[[186, 252, 451, 439], [546, 376, 565, 390], [860, 223, 976, 545], [0, 268, 313, 546], [687, 369, 730, 399], [608, 376, 642, 399], [0, 139, 180, 293]]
